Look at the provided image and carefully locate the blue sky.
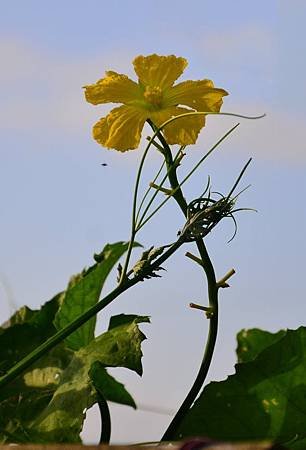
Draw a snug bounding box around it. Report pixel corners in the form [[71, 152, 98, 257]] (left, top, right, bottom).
[[1, 0, 306, 444]]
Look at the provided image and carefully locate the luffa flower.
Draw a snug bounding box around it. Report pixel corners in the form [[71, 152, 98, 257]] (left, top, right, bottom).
[[84, 54, 228, 152]]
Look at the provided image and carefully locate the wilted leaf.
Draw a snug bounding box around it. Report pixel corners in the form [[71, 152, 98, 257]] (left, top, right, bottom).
[[0, 243, 143, 444], [26, 314, 149, 443], [54, 241, 141, 351], [175, 327, 306, 448]]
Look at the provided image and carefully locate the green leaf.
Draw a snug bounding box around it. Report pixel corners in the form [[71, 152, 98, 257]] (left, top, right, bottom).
[[105, 314, 150, 375], [0, 390, 53, 443], [0, 295, 74, 443], [89, 361, 136, 408], [0, 293, 62, 382], [0, 242, 143, 444], [54, 241, 140, 351], [0, 342, 73, 443], [288, 437, 306, 449], [237, 328, 286, 363], [0, 307, 35, 332], [108, 313, 150, 331], [26, 314, 149, 443], [174, 327, 306, 447]]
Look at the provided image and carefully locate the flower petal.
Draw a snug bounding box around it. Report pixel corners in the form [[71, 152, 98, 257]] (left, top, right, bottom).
[[84, 71, 141, 105], [165, 79, 228, 112], [93, 105, 147, 151], [133, 54, 187, 89], [150, 106, 205, 146]]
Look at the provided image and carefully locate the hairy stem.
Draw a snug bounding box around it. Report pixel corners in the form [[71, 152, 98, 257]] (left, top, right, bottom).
[[147, 121, 219, 441]]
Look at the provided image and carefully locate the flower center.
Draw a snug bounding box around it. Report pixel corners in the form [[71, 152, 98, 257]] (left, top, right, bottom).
[[143, 86, 163, 107]]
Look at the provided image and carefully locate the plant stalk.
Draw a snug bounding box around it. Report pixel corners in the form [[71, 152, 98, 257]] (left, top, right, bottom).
[[98, 393, 111, 444], [0, 237, 185, 390], [147, 121, 219, 441], [136, 123, 240, 232]]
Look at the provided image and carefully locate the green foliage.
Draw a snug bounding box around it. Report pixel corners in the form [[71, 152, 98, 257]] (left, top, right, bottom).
[[0, 242, 146, 444], [0, 307, 147, 443], [236, 328, 286, 363], [89, 361, 136, 409], [0, 295, 72, 442], [26, 314, 149, 443], [54, 241, 140, 351], [0, 293, 64, 390], [175, 327, 306, 448]]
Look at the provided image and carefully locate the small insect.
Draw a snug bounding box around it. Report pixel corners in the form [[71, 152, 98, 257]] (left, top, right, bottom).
[[101, 163, 108, 166]]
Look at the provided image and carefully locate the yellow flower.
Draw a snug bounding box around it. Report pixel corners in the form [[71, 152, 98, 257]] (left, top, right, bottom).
[[84, 54, 228, 152]]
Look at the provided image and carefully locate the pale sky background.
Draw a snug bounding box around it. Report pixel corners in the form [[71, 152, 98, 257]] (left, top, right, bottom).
[[0, 0, 305, 444]]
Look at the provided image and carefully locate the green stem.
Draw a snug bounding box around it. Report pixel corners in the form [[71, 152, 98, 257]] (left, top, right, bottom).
[[136, 123, 240, 232], [162, 241, 218, 441], [147, 122, 219, 441], [120, 130, 184, 284], [119, 140, 151, 284], [135, 157, 166, 224], [158, 111, 265, 131], [136, 146, 183, 229], [0, 237, 185, 390], [147, 120, 187, 212], [98, 393, 111, 444]]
